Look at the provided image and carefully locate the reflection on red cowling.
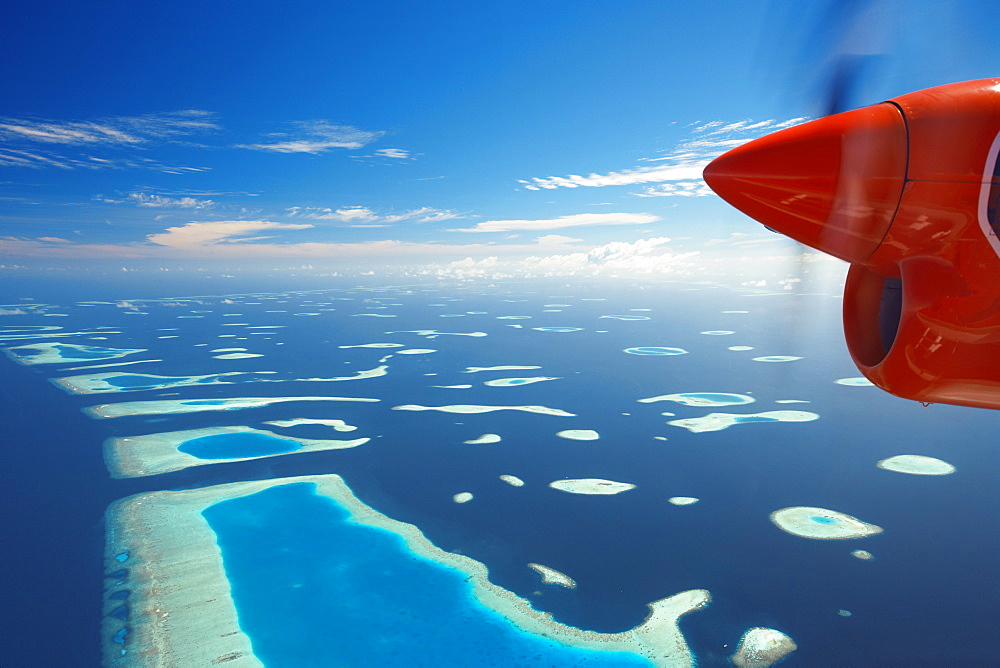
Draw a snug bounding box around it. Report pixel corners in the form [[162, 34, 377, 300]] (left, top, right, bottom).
[[704, 78, 1000, 410]]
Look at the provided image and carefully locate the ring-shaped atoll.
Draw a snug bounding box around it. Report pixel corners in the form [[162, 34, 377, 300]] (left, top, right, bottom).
[[623, 347, 688, 356], [770, 507, 883, 540], [668, 411, 818, 433], [639, 393, 754, 407], [484, 377, 558, 387], [835, 377, 874, 386]]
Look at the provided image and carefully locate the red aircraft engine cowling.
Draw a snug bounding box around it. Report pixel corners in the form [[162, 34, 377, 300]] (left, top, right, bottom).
[[703, 78, 1000, 410]]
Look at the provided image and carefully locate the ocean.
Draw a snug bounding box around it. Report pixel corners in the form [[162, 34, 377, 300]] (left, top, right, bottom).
[[1, 275, 997, 666]]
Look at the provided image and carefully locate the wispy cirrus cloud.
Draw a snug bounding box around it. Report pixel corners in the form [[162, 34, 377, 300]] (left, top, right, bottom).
[[373, 148, 410, 159], [518, 118, 807, 195], [287, 205, 462, 226], [237, 121, 384, 154], [449, 212, 658, 233], [634, 181, 714, 197], [0, 148, 210, 173], [97, 192, 215, 209], [0, 110, 219, 146], [146, 220, 314, 249]]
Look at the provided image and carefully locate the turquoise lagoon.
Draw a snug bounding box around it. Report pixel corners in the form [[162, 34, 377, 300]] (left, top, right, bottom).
[[178, 432, 301, 459], [203, 483, 652, 666]]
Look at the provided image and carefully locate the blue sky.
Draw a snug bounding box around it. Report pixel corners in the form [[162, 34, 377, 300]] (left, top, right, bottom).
[[2, 0, 998, 283]]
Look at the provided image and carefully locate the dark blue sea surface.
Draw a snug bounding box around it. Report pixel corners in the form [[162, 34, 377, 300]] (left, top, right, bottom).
[[2, 277, 999, 667]]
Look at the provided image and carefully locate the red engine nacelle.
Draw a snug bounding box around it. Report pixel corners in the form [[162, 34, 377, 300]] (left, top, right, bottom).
[[704, 78, 1000, 410]]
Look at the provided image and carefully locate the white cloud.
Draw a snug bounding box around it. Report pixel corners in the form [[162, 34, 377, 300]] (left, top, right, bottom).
[[288, 205, 461, 225], [519, 163, 705, 191], [518, 117, 807, 194], [0, 110, 219, 146], [534, 234, 583, 244], [374, 148, 410, 159], [635, 181, 714, 197], [0, 147, 209, 173], [427, 237, 699, 279], [98, 192, 215, 209], [451, 212, 658, 233], [238, 121, 384, 154], [146, 220, 314, 249]]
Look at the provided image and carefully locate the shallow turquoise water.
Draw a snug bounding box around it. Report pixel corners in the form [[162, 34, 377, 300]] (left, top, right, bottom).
[[202, 483, 650, 666], [178, 433, 301, 459]]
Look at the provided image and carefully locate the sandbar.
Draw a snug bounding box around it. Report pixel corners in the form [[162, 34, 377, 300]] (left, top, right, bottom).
[[877, 454, 955, 475], [668, 497, 699, 506], [770, 506, 883, 540], [297, 365, 388, 381], [104, 475, 710, 667], [639, 393, 754, 407], [499, 474, 524, 487], [213, 353, 264, 360], [835, 377, 874, 386], [388, 330, 487, 337], [556, 430, 599, 441], [105, 426, 369, 478], [264, 418, 357, 432], [549, 479, 636, 495], [599, 315, 650, 320], [730, 628, 798, 667], [453, 492, 474, 503], [463, 365, 542, 373], [700, 330, 734, 335], [484, 376, 558, 387], [528, 563, 576, 589], [751, 356, 802, 362], [339, 343, 405, 348], [532, 327, 583, 332], [623, 347, 688, 356], [851, 550, 874, 561], [668, 411, 819, 433], [393, 404, 575, 417], [464, 434, 502, 444], [86, 396, 379, 419]]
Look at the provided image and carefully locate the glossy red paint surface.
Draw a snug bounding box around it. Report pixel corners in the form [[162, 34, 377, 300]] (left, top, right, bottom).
[[705, 78, 1000, 410], [702, 103, 906, 264]]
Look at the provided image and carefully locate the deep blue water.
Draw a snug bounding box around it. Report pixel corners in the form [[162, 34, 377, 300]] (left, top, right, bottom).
[[179, 432, 302, 459], [203, 482, 648, 666], [2, 277, 999, 667]]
